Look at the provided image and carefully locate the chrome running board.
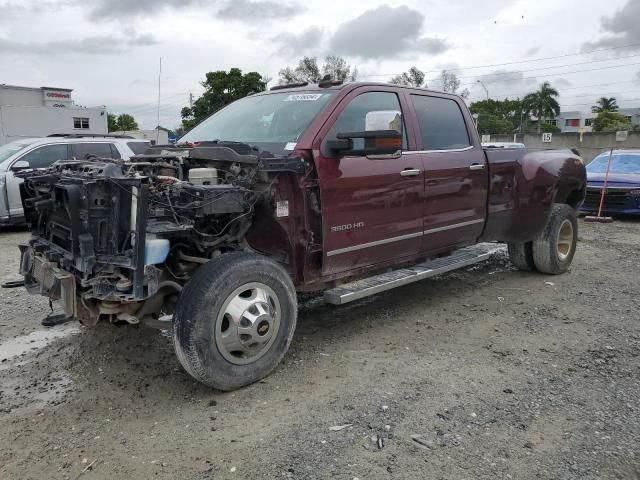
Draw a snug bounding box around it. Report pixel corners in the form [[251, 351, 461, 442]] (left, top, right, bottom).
[[323, 243, 504, 305]]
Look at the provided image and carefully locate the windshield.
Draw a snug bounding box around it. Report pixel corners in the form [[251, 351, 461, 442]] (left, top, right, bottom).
[[587, 153, 640, 174], [0, 140, 34, 165], [179, 91, 335, 155]]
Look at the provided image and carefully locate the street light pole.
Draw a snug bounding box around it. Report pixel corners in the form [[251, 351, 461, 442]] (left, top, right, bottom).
[[477, 80, 489, 100]]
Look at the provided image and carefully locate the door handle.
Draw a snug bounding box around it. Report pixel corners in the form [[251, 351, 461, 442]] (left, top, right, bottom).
[[469, 163, 486, 171], [400, 168, 421, 177]]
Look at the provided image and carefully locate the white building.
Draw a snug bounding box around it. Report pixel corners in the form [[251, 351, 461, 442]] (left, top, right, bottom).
[[110, 129, 169, 145], [549, 108, 640, 133], [0, 84, 107, 145]]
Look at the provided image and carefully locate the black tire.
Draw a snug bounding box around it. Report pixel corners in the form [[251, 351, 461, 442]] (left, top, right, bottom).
[[507, 242, 536, 271], [532, 203, 578, 275], [173, 252, 297, 390]]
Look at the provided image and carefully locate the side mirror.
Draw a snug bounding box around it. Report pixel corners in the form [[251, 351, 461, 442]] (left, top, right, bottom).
[[328, 110, 403, 158], [11, 160, 30, 171]]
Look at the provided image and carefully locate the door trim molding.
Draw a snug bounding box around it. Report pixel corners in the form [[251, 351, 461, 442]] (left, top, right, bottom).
[[423, 218, 484, 235], [326, 219, 485, 257], [326, 231, 422, 257]]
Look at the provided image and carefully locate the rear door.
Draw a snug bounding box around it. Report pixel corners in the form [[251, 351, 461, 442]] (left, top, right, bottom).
[[407, 93, 488, 252], [6, 143, 70, 217], [314, 88, 424, 275]]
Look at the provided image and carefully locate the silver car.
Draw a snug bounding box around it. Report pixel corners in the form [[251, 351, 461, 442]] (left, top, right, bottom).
[[0, 135, 150, 225]]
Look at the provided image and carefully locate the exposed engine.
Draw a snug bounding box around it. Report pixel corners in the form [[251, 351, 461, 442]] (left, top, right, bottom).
[[17, 143, 306, 326]]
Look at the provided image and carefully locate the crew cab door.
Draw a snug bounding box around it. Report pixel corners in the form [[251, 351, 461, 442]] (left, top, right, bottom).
[[406, 93, 488, 252], [6, 143, 70, 217], [314, 88, 424, 275]]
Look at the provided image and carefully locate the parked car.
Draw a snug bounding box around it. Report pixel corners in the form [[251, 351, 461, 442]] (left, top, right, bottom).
[[0, 135, 151, 225], [580, 150, 640, 216], [482, 142, 526, 149], [17, 82, 586, 390]]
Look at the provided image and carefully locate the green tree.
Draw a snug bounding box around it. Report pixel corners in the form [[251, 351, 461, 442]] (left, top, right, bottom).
[[116, 114, 138, 131], [108, 113, 138, 132], [390, 66, 426, 87], [591, 97, 619, 113], [439, 70, 469, 100], [469, 98, 525, 133], [278, 55, 357, 84], [522, 82, 561, 133], [592, 111, 632, 132], [323, 55, 357, 82], [474, 113, 515, 135], [107, 113, 118, 132], [181, 68, 266, 131]]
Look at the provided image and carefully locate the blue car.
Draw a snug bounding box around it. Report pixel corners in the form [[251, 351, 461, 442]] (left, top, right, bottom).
[[581, 150, 640, 216]]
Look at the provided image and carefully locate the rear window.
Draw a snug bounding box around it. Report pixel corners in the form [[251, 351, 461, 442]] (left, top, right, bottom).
[[127, 141, 151, 155], [410, 95, 470, 150]]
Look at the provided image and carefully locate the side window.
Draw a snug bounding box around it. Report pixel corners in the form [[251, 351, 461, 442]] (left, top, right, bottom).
[[328, 91, 408, 151], [71, 143, 117, 159], [410, 95, 470, 150], [18, 144, 69, 168], [109, 144, 122, 159]]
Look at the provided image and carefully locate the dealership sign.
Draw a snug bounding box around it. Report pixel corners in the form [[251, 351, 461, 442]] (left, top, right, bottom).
[[42, 88, 73, 107], [46, 92, 71, 99]]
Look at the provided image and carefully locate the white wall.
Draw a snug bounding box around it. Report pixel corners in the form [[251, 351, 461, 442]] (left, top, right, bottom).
[[0, 105, 107, 144]]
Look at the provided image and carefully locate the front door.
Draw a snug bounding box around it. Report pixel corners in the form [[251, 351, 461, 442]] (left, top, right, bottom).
[[407, 93, 488, 252], [314, 88, 424, 276]]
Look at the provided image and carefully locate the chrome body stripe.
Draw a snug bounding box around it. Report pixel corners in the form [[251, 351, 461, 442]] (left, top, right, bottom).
[[326, 219, 485, 257]]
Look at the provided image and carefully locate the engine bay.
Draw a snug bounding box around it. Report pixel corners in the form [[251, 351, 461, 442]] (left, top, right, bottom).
[[17, 142, 306, 325]]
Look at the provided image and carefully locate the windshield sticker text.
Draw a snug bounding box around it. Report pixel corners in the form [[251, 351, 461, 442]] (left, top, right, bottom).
[[284, 94, 323, 102]]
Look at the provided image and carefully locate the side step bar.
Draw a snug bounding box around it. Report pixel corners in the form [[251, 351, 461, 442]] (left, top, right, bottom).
[[323, 243, 505, 305]]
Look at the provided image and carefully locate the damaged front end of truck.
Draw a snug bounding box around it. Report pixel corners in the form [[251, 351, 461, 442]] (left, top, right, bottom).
[[17, 143, 303, 327]]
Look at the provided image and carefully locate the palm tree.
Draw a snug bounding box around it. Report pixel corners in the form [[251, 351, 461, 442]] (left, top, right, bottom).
[[523, 82, 561, 133], [591, 97, 618, 113]]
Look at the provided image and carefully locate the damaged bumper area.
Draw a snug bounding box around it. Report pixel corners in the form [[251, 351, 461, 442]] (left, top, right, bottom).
[[17, 144, 299, 326]]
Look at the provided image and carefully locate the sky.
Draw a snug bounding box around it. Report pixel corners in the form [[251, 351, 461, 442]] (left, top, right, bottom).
[[1, 0, 639, 129]]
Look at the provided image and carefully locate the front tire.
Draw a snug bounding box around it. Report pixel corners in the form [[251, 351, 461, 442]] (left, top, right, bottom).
[[532, 204, 578, 275], [173, 252, 297, 390]]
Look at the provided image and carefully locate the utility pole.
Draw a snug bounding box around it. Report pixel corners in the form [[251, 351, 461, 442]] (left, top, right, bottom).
[[189, 91, 194, 108], [476, 79, 489, 100], [156, 57, 162, 143]]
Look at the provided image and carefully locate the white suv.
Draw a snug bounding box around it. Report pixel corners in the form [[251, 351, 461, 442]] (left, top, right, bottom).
[[0, 135, 151, 225]]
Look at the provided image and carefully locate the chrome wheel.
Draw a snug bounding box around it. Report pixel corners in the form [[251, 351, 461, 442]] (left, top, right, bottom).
[[556, 219, 574, 261], [215, 282, 281, 365]]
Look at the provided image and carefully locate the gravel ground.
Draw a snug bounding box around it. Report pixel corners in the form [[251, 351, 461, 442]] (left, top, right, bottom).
[[0, 219, 639, 480]]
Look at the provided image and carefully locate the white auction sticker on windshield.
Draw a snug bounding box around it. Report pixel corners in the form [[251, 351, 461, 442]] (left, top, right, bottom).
[[284, 93, 323, 102], [284, 142, 297, 151]]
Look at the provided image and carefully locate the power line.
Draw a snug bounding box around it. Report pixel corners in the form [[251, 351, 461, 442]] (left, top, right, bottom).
[[451, 53, 640, 81], [454, 61, 640, 89], [358, 42, 640, 77]]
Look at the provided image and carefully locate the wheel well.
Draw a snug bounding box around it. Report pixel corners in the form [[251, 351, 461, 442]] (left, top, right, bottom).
[[557, 184, 586, 209]]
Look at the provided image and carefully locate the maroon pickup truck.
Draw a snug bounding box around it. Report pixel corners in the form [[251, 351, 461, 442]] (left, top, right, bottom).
[[18, 81, 586, 390]]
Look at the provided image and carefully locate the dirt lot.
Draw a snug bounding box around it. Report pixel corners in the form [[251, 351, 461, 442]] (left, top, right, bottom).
[[0, 219, 639, 480]]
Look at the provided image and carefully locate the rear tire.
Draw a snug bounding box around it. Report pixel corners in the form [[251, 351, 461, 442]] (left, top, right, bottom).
[[507, 242, 536, 271], [532, 204, 578, 275], [173, 252, 297, 390]]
